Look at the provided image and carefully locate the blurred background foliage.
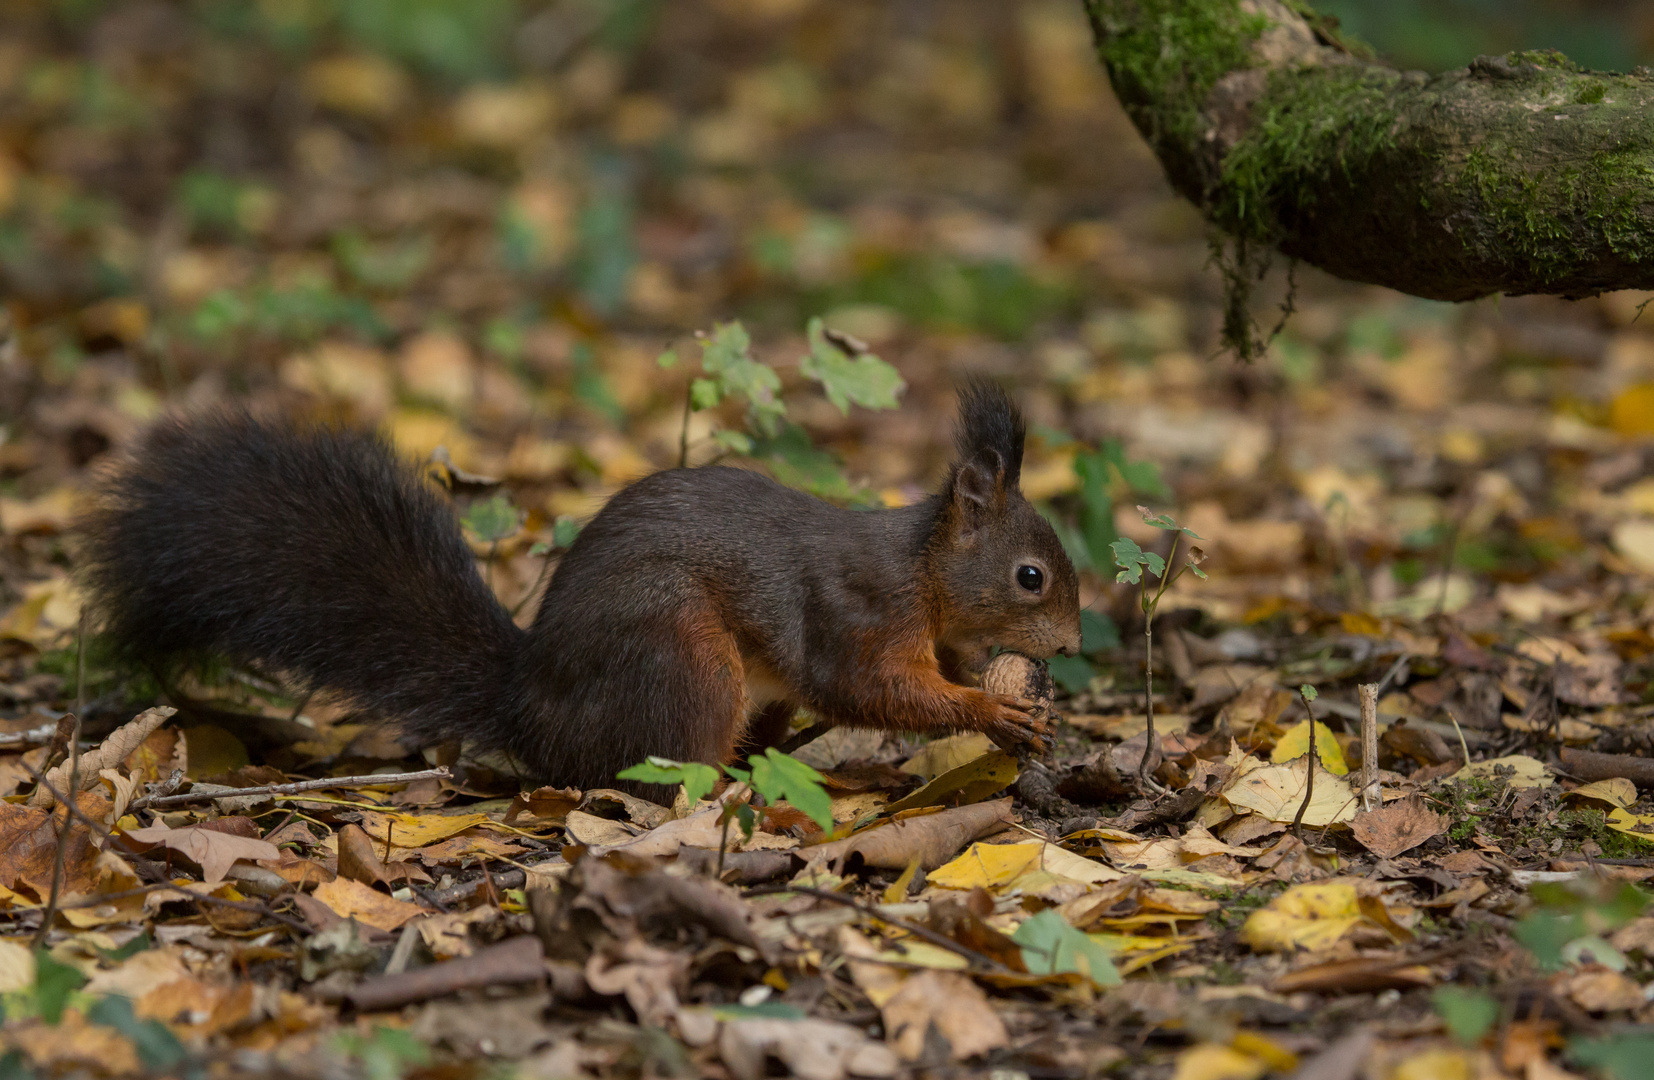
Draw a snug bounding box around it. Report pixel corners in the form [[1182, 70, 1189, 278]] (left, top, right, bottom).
[[8, 0, 1654, 702]]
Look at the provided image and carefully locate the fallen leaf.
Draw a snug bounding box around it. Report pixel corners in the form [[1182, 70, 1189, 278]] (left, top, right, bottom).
[[357, 810, 491, 847], [1242, 882, 1406, 953], [1270, 720, 1349, 774], [900, 733, 995, 778], [929, 840, 1121, 893], [882, 749, 1018, 813], [1171, 1043, 1266, 1080], [1563, 778, 1637, 810], [1605, 807, 1654, 844], [1454, 755, 1554, 789], [1350, 796, 1446, 859], [29, 706, 176, 809], [880, 968, 1009, 1062], [806, 799, 1014, 871], [311, 877, 424, 931], [1562, 968, 1643, 1013], [124, 820, 279, 884], [719, 1016, 899, 1080], [1221, 757, 1357, 827], [0, 938, 34, 991]]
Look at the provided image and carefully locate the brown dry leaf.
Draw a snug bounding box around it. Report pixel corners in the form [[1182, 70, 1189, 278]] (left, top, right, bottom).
[[10, 1009, 141, 1074], [0, 799, 100, 899], [419, 906, 500, 959], [719, 1016, 899, 1080], [880, 968, 1009, 1062], [28, 706, 176, 809], [1270, 955, 1435, 994], [1188, 664, 1273, 711], [311, 877, 425, 931], [122, 725, 187, 787], [84, 947, 192, 1000], [1349, 796, 1446, 859], [124, 820, 279, 884], [806, 798, 1015, 871], [412, 833, 527, 863], [1562, 968, 1644, 1013], [505, 785, 581, 824], [337, 823, 395, 887]]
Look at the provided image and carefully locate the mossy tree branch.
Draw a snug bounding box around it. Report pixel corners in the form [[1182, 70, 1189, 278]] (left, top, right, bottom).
[[1084, 0, 1654, 344]]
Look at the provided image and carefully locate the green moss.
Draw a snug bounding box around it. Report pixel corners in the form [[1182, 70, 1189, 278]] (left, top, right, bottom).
[[1215, 63, 1402, 242], [1452, 129, 1654, 284], [1577, 83, 1607, 104], [1088, 0, 1269, 151]]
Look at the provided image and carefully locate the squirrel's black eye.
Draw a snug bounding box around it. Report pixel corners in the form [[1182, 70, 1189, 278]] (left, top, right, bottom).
[[1016, 565, 1044, 593]]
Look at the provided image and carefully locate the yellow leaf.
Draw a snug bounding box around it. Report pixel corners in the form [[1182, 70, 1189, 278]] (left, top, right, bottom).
[[1089, 933, 1197, 974], [1610, 382, 1654, 436], [1270, 720, 1348, 775], [927, 843, 1042, 890], [0, 938, 34, 992], [1392, 1048, 1475, 1080], [1242, 882, 1370, 953], [900, 733, 995, 779], [884, 749, 1018, 813], [1607, 807, 1654, 844], [1564, 778, 1637, 810], [929, 841, 1122, 894], [1171, 1043, 1266, 1080], [1222, 758, 1356, 826], [1453, 755, 1553, 790], [358, 810, 491, 847]]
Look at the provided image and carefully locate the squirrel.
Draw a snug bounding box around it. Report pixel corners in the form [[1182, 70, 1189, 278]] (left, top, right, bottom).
[[77, 380, 1082, 793]]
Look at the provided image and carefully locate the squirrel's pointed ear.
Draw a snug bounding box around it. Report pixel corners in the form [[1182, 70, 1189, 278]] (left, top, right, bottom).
[[949, 449, 1008, 528]]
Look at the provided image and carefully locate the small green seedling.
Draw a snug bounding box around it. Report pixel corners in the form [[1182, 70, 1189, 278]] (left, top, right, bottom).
[[1112, 507, 1207, 793]]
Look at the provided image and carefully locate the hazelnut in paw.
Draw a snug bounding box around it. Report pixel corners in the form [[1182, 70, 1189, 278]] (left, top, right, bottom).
[[980, 651, 1056, 753]]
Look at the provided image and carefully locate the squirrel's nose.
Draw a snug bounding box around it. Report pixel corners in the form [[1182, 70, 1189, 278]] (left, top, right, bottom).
[[1058, 638, 1081, 658]]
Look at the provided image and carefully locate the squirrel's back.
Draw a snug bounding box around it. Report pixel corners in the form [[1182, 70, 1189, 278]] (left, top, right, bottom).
[[79, 413, 524, 754]]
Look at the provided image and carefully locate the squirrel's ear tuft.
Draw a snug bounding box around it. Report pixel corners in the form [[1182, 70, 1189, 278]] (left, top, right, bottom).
[[953, 379, 1024, 491]]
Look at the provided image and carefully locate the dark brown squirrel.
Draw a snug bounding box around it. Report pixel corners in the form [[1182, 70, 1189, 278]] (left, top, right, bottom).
[[78, 380, 1081, 791]]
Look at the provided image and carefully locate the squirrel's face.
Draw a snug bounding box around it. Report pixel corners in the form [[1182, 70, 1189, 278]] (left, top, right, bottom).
[[932, 451, 1082, 668]]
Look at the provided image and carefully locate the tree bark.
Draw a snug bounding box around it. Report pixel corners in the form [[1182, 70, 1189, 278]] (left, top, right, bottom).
[[1084, 0, 1654, 306]]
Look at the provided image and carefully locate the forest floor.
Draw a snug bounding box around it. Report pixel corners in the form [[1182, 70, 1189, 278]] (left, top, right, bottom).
[[2, 1, 1654, 1077]]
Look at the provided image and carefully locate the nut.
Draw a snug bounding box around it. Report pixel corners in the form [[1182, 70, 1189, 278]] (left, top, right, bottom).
[[980, 651, 1054, 718]]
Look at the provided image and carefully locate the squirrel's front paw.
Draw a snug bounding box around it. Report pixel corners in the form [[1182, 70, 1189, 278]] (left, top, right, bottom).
[[984, 695, 1055, 755]]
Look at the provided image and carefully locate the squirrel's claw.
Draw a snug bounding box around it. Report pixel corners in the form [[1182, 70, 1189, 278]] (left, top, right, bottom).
[[985, 694, 1055, 756]]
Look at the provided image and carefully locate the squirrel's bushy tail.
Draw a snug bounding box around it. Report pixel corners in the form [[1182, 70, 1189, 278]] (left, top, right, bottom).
[[79, 413, 525, 753]]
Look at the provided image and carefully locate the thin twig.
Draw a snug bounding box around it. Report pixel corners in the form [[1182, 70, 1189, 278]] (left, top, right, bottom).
[[678, 380, 694, 469], [1292, 687, 1317, 843], [1358, 682, 1380, 813], [128, 766, 451, 812], [32, 708, 82, 947]]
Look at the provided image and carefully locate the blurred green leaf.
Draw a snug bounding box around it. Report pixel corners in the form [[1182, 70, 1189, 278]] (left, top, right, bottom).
[[31, 950, 85, 1025], [1047, 654, 1095, 695], [88, 995, 188, 1072], [798, 317, 905, 413], [1568, 1032, 1654, 1080], [617, 757, 721, 805], [1431, 986, 1497, 1046], [461, 495, 519, 543], [1012, 910, 1120, 986], [1081, 610, 1120, 653]]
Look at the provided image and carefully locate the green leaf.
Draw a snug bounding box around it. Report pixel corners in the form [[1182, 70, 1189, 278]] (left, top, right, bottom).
[[798, 317, 905, 414], [92, 933, 151, 964], [1080, 610, 1120, 653], [1569, 1032, 1654, 1080], [1012, 910, 1120, 987], [1299, 684, 1319, 702], [710, 429, 754, 455], [1142, 551, 1165, 577], [552, 517, 583, 549], [748, 748, 834, 832], [699, 321, 786, 437], [616, 757, 721, 805], [88, 995, 188, 1071], [0, 1050, 34, 1080], [31, 950, 85, 1025], [657, 349, 679, 369], [460, 495, 520, 544], [1047, 655, 1095, 696], [690, 377, 722, 411], [1072, 449, 1117, 570], [1431, 986, 1497, 1046], [1514, 910, 1582, 970], [1188, 564, 1208, 580], [735, 802, 758, 841], [1111, 537, 1146, 584], [335, 1026, 432, 1080]]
